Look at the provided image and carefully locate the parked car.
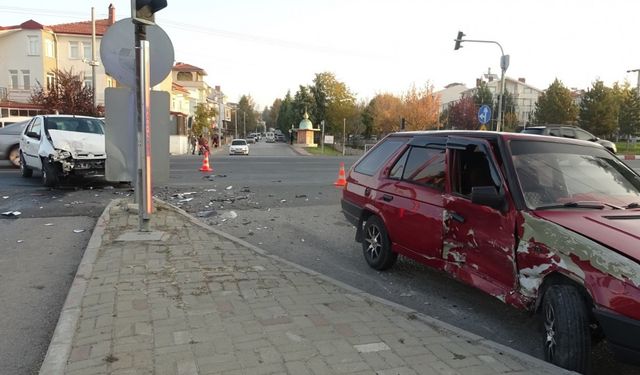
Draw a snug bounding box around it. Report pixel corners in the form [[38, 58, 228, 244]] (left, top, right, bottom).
[[245, 136, 256, 144], [275, 134, 285, 142], [20, 115, 106, 187], [521, 125, 617, 153], [229, 138, 249, 155], [341, 130, 640, 373], [0, 120, 30, 167], [265, 132, 275, 143], [0, 115, 32, 128]]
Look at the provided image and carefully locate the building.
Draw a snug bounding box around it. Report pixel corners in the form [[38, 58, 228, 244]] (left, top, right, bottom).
[[0, 4, 117, 117], [435, 83, 468, 112], [484, 76, 542, 126]]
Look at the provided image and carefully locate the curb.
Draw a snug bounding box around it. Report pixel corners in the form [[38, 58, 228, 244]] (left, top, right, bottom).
[[38, 199, 119, 375], [622, 154, 640, 160], [158, 198, 574, 375]]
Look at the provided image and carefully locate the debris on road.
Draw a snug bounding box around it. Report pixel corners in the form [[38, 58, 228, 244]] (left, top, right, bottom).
[[45, 223, 54, 226], [1, 211, 21, 217], [280, 199, 287, 203], [196, 210, 217, 218], [178, 198, 194, 203], [295, 194, 307, 198], [205, 189, 217, 192], [16, 240, 23, 243], [73, 229, 85, 233], [225, 186, 233, 190], [240, 187, 251, 193], [219, 211, 238, 220], [2, 196, 8, 199]]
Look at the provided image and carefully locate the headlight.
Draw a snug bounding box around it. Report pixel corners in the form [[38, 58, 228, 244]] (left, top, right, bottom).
[[55, 149, 72, 159]]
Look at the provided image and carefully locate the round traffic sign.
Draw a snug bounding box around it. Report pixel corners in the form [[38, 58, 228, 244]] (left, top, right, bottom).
[[478, 105, 492, 125]]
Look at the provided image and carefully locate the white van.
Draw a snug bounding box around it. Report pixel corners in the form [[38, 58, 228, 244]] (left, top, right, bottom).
[[265, 132, 275, 143], [0, 116, 32, 128]]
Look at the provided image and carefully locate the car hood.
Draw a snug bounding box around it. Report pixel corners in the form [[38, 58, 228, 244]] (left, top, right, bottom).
[[49, 130, 105, 158], [534, 210, 640, 261]]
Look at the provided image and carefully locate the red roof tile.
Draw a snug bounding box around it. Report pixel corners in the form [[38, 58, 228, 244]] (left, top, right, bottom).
[[173, 62, 207, 75], [49, 19, 113, 36]]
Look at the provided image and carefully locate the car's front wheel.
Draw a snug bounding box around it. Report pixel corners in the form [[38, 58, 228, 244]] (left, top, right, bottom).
[[8, 145, 20, 168], [362, 216, 397, 270], [41, 159, 59, 187], [20, 152, 32, 177], [542, 284, 591, 373]]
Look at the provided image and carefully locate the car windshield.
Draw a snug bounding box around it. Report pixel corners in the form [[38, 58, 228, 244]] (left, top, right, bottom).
[[510, 140, 640, 209], [520, 128, 544, 134], [45, 117, 104, 135], [231, 140, 246, 145]]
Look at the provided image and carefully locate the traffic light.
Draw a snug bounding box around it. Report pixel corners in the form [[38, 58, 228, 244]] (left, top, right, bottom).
[[133, 0, 167, 24], [454, 31, 465, 50]]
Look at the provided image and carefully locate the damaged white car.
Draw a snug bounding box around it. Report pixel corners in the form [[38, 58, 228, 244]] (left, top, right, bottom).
[[19, 115, 106, 187]]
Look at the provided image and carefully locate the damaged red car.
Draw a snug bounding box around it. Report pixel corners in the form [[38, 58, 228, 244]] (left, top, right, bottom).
[[341, 131, 640, 373]]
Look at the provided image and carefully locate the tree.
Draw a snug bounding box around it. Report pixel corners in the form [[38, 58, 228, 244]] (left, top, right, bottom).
[[361, 99, 375, 138], [448, 96, 478, 130], [30, 68, 98, 116], [310, 72, 356, 134], [534, 79, 578, 125], [192, 103, 217, 137], [238, 95, 257, 136], [292, 85, 316, 125], [276, 91, 296, 134], [266, 98, 282, 130], [579, 80, 618, 137], [618, 84, 640, 138], [497, 90, 518, 131], [473, 82, 493, 107], [401, 83, 440, 130], [370, 93, 403, 135]]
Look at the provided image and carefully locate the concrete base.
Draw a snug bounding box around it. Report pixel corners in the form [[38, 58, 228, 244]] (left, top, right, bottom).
[[116, 231, 166, 242]]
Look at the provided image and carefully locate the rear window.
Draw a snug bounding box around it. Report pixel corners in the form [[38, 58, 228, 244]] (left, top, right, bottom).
[[45, 117, 104, 134], [353, 138, 406, 176], [232, 140, 247, 145]]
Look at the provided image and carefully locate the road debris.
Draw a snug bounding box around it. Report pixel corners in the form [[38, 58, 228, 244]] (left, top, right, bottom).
[[103, 186, 115, 190], [225, 186, 233, 190], [205, 189, 217, 192], [295, 194, 307, 198], [1, 211, 21, 217], [73, 229, 85, 233], [44, 223, 54, 226], [16, 240, 23, 243], [280, 199, 287, 203], [179, 198, 194, 203], [2, 196, 8, 199], [240, 187, 251, 193], [219, 211, 238, 220], [196, 210, 217, 218]]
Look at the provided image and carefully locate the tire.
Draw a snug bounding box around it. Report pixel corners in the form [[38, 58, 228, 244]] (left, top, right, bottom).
[[20, 152, 32, 178], [9, 146, 20, 168], [362, 216, 397, 270], [542, 285, 591, 373], [41, 159, 59, 187]]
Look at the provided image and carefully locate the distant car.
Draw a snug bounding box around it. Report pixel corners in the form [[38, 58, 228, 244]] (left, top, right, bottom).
[[0, 120, 30, 167], [265, 132, 275, 143], [521, 125, 617, 153], [20, 115, 106, 187], [0, 116, 32, 128], [229, 139, 249, 155], [245, 136, 256, 144], [275, 134, 285, 142]]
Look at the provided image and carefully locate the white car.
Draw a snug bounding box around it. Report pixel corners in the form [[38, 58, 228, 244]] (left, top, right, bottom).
[[229, 139, 249, 155], [20, 115, 106, 187]]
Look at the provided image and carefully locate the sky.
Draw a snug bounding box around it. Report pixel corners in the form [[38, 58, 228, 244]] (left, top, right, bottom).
[[2, 0, 640, 109]]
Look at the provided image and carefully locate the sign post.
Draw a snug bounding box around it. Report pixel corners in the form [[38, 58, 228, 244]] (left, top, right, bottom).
[[478, 104, 492, 130]]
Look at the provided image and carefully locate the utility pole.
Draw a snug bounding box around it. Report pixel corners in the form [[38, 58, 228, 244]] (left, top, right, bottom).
[[243, 111, 246, 137], [234, 109, 238, 139], [321, 120, 325, 153], [90, 7, 98, 112], [342, 118, 346, 156]]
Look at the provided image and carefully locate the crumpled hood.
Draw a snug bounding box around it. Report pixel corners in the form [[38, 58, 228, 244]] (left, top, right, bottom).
[[49, 130, 105, 158], [534, 210, 640, 262]]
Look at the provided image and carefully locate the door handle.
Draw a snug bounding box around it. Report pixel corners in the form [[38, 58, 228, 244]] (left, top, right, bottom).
[[450, 212, 465, 223], [364, 187, 371, 197], [382, 194, 394, 202]]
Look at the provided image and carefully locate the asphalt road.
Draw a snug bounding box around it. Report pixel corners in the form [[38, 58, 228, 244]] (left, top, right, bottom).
[[1, 142, 638, 375]]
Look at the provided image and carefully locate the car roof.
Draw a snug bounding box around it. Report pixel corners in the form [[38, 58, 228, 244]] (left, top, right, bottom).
[[386, 130, 604, 149]]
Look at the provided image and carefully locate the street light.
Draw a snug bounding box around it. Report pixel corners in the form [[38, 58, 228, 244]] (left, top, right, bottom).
[[454, 31, 509, 132], [627, 69, 640, 93]]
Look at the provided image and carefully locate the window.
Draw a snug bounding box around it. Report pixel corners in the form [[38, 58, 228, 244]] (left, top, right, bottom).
[[451, 148, 496, 197], [69, 41, 79, 59], [548, 127, 561, 136], [354, 139, 406, 176], [29, 117, 42, 137], [46, 73, 56, 90], [9, 70, 18, 89], [45, 39, 54, 57], [83, 42, 92, 60], [84, 76, 92, 89], [574, 129, 595, 141], [27, 35, 39, 55], [389, 150, 408, 179], [177, 71, 192, 81], [22, 70, 30, 90], [561, 128, 576, 139], [402, 147, 446, 190]]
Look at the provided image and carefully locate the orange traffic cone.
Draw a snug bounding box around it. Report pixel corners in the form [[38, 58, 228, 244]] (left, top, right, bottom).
[[334, 162, 347, 187], [199, 151, 213, 172]]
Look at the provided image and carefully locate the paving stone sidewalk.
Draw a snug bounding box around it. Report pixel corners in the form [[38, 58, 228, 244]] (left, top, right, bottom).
[[40, 199, 571, 375]]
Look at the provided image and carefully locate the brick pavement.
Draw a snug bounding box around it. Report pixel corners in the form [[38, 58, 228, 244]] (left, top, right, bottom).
[[39, 199, 572, 375]]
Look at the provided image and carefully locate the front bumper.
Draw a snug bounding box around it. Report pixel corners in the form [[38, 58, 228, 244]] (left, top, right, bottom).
[[594, 307, 640, 364], [229, 148, 248, 155]]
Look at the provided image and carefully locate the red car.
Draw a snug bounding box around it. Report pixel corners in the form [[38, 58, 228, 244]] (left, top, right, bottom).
[[341, 131, 640, 374]]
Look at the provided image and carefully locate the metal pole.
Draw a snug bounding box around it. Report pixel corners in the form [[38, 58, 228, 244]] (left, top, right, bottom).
[[342, 118, 346, 156], [243, 111, 246, 137], [234, 109, 238, 139], [91, 7, 97, 111], [218, 94, 224, 146], [135, 23, 152, 231], [497, 68, 505, 132], [321, 120, 325, 153]]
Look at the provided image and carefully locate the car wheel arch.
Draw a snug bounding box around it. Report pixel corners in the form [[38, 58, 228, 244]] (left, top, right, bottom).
[[357, 208, 387, 243], [534, 272, 594, 314]]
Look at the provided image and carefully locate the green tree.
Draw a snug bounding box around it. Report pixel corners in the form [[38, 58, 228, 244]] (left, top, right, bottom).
[[292, 85, 316, 125], [579, 80, 618, 137], [618, 85, 640, 137], [192, 103, 217, 137], [361, 98, 375, 138], [534, 78, 578, 124], [30, 68, 98, 116], [497, 90, 518, 131], [276, 91, 296, 134], [310, 72, 356, 134], [237, 95, 257, 136], [473, 82, 493, 107], [267, 98, 282, 130]]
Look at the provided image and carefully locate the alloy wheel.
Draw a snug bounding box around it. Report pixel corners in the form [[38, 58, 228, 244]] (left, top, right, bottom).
[[544, 303, 556, 362], [365, 225, 381, 260]]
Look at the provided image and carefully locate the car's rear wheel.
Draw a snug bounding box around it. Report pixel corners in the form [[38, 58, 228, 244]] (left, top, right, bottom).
[[41, 159, 59, 187], [362, 216, 397, 270], [20, 152, 32, 177], [542, 285, 591, 373], [8, 145, 20, 168]]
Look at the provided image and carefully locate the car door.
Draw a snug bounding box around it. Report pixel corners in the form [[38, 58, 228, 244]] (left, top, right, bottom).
[[377, 136, 446, 263], [441, 136, 518, 295], [20, 117, 42, 170]]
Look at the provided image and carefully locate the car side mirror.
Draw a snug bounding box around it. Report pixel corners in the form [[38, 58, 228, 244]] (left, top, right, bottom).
[[471, 186, 507, 212], [27, 131, 40, 139]]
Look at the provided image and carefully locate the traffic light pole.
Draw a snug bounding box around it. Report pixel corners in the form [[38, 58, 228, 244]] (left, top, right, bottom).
[[454, 35, 509, 132]]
